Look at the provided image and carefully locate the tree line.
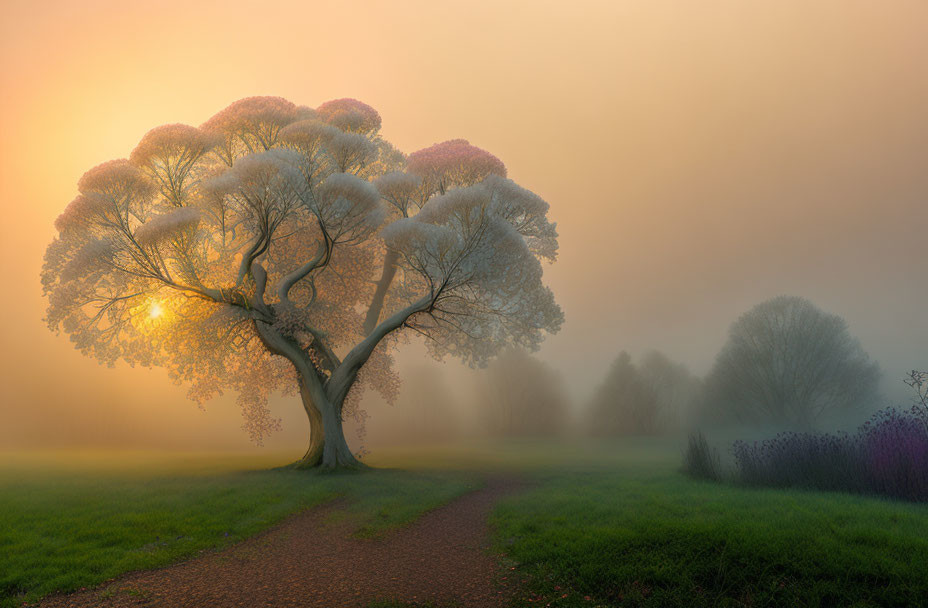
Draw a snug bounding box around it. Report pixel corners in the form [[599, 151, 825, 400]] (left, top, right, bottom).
[[470, 295, 882, 437]]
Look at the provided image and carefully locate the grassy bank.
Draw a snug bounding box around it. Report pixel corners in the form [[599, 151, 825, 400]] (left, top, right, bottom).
[[490, 440, 928, 607], [0, 451, 476, 607]]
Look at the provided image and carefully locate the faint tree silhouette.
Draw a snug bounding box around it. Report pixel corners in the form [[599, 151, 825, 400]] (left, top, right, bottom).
[[588, 352, 662, 435], [702, 296, 881, 427], [477, 348, 570, 437]]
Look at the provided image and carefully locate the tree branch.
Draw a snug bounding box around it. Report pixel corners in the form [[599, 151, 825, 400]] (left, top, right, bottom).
[[326, 294, 432, 406], [277, 238, 328, 304]]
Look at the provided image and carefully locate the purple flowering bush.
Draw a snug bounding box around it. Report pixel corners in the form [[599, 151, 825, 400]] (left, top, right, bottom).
[[733, 403, 928, 501]]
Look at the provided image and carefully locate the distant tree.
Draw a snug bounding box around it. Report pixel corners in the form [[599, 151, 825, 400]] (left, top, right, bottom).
[[638, 350, 702, 430], [702, 296, 881, 427], [588, 351, 661, 435], [477, 349, 570, 437], [42, 96, 562, 470]]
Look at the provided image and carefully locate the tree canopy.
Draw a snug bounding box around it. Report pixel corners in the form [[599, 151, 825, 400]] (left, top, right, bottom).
[[43, 96, 562, 468], [701, 296, 880, 427]]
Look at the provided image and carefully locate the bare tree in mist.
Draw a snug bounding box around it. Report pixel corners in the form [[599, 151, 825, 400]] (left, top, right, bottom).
[[905, 370, 928, 409], [588, 352, 662, 435], [477, 349, 569, 437], [42, 96, 561, 470], [701, 296, 881, 428]]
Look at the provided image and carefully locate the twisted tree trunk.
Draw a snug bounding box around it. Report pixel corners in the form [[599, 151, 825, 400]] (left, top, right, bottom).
[[292, 374, 362, 470], [257, 296, 431, 470], [255, 320, 362, 470], [293, 361, 364, 470]]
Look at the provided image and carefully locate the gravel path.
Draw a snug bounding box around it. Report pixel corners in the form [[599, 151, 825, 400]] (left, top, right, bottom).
[[38, 475, 523, 608]]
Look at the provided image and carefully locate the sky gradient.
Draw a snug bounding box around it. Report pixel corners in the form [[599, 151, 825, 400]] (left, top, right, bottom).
[[1, 0, 926, 452]]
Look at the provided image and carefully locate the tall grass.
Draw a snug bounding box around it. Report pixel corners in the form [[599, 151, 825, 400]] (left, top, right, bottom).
[[680, 431, 721, 481]]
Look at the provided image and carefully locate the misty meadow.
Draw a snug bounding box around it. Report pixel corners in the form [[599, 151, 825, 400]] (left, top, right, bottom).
[[1, 2, 927, 608]]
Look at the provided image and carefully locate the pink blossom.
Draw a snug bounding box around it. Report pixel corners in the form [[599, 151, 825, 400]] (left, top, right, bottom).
[[129, 123, 217, 167], [77, 159, 152, 197], [201, 96, 299, 133], [407, 139, 506, 192], [54, 194, 111, 233], [279, 119, 340, 152], [316, 98, 382, 134]]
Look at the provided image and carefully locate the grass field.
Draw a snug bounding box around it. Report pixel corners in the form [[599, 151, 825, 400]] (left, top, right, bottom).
[[2, 442, 928, 608], [0, 451, 478, 607], [489, 440, 928, 608]]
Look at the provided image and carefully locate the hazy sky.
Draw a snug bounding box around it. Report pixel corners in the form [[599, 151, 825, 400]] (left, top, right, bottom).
[[1, 0, 926, 452]]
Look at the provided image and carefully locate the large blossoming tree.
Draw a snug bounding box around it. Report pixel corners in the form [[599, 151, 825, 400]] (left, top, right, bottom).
[[42, 96, 562, 469]]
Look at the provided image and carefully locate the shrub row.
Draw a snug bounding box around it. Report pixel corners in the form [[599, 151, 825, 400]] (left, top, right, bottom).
[[731, 406, 928, 501]]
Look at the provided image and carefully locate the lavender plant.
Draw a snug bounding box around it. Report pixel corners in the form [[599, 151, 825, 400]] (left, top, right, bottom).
[[732, 371, 928, 501]]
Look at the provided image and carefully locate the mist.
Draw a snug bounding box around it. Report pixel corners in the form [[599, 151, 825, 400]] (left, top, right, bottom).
[[1, 0, 926, 456]]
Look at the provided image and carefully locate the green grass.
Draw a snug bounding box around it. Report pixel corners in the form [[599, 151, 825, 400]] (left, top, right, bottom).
[[0, 451, 477, 607], [3, 441, 928, 608], [489, 439, 928, 608]]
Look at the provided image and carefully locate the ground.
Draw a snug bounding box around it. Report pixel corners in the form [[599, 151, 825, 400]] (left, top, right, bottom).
[[35, 475, 522, 608], [2, 440, 928, 608]]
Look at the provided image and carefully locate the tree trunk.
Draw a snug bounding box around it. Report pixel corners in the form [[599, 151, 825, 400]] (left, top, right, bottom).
[[254, 320, 362, 471], [291, 375, 364, 470], [362, 249, 399, 335], [292, 373, 364, 471], [319, 402, 363, 470], [256, 296, 430, 471], [292, 380, 325, 469]]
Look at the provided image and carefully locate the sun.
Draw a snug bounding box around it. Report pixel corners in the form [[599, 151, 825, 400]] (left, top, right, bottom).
[[149, 302, 164, 319]]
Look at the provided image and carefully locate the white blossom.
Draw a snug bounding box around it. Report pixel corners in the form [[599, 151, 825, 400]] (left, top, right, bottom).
[[134, 207, 201, 247]]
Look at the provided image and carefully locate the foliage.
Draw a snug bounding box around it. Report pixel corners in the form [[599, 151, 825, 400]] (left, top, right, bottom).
[[701, 296, 881, 427], [476, 348, 570, 437], [681, 431, 721, 481], [42, 96, 562, 467]]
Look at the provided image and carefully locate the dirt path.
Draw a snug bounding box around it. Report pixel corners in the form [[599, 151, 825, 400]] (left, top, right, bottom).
[[38, 475, 524, 608]]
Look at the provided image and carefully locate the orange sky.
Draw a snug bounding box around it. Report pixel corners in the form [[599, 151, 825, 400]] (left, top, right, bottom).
[[1, 0, 926, 453]]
